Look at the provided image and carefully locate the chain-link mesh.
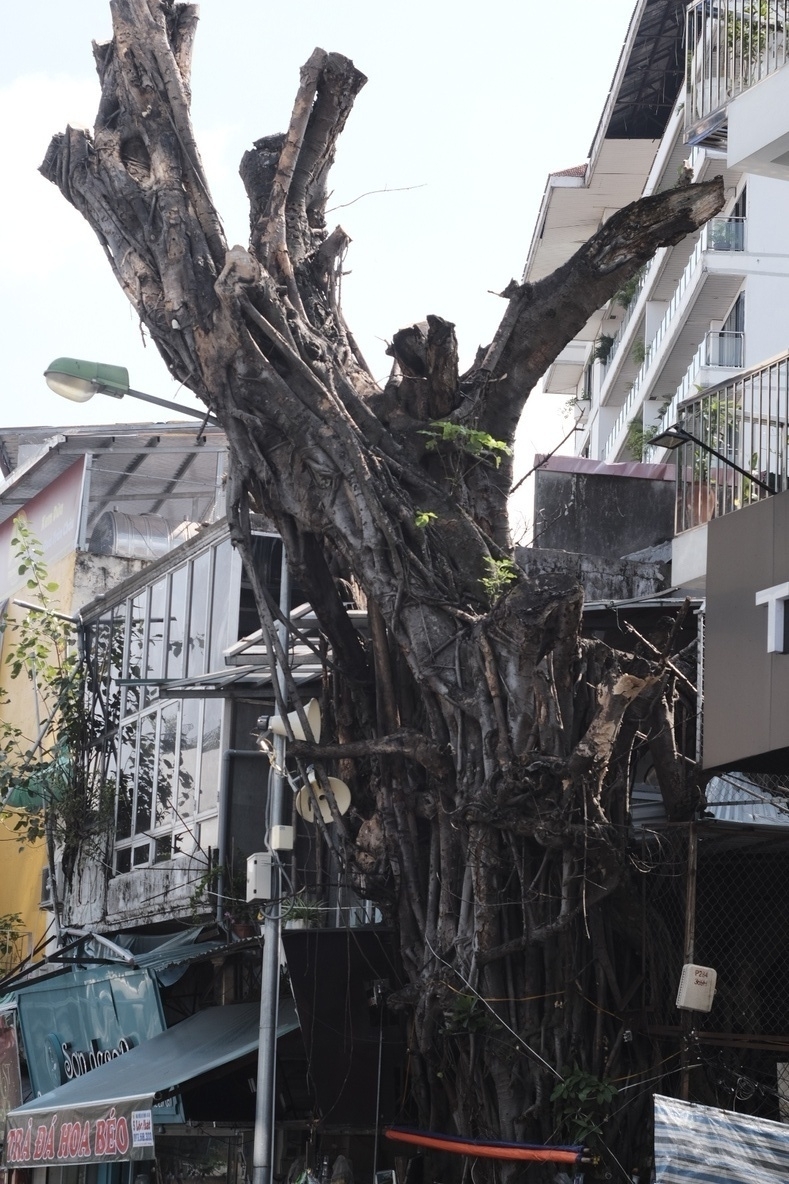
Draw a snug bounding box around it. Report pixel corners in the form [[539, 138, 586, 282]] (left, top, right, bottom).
[[641, 821, 789, 1121]]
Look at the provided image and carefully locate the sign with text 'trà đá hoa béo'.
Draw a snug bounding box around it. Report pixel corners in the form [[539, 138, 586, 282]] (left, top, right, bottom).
[[4, 1098, 156, 1167]]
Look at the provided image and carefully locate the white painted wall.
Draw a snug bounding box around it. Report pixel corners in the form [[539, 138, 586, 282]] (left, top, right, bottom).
[[727, 66, 789, 180], [744, 174, 789, 256], [743, 274, 789, 366]]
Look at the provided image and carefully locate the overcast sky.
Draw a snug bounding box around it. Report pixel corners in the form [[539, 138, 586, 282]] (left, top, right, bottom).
[[0, 0, 636, 528]]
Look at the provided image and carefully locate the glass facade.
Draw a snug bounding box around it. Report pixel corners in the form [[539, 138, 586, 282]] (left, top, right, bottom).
[[86, 534, 243, 874]]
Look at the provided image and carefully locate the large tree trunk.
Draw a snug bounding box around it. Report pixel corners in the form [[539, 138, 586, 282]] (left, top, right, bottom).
[[41, 3, 724, 1177]]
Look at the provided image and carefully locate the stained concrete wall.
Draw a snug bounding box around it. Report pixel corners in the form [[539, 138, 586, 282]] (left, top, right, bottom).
[[533, 470, 675, 560], [517, 546, 668, 603]]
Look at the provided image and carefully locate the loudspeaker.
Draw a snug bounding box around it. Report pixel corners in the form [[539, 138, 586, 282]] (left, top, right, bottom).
[[258, 697, 321, 742], [295, 772, 351, 824]]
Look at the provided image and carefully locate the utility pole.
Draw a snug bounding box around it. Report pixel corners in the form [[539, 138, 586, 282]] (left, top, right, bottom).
[[252, 558, 291, 1184]]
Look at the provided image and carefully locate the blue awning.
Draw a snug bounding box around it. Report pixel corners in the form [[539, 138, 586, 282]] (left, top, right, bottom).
[[9, 1000, 298, 1119]]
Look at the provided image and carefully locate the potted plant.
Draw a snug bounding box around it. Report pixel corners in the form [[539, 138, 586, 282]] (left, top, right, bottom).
[[282, 892, 325, 929], [190, 864, 261, 937]]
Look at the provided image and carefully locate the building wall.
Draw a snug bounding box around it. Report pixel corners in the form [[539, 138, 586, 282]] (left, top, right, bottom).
[[532, 470, 675, 559]]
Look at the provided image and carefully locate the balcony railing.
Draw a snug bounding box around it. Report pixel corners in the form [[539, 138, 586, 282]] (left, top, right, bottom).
[[602, 223, 746, 461], [672, 351, 789, 533], [604, 263, 652, 369], [657, 331, 746, 431], [686, 0, 789, 141]]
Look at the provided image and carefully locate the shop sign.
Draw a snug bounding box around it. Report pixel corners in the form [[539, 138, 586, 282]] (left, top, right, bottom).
[[18, 967, 166, 1095], [4, 1098, 155, 1167]]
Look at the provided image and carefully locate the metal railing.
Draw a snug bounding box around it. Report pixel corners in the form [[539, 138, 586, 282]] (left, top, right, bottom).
[[673, 351, 789, 533], [602, 222, 746, 461], [657, 331, 745, 431], [686, 0, 789, 140], [605, 263, 652, 369]]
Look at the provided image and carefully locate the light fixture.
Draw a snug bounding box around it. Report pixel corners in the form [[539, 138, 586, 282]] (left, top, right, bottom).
[[650, 424, 693, 450], [651, 422, 774, 495], [44, 356, 219, 424]]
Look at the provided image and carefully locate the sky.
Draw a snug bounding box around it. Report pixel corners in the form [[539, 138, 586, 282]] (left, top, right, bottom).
[[0, 0, 637, 533]]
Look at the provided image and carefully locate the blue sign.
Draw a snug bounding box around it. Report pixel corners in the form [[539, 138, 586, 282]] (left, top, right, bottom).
[[16, 967, 182, 1123]]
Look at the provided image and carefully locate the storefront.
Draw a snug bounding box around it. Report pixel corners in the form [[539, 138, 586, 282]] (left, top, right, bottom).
[[5, 1002, 297, 1178], [1, 934, 299, 1184]]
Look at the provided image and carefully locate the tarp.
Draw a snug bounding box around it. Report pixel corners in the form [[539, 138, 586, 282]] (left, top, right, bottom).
[[654, 1094, 789, 1182], [5, 1000, 298, 1168]]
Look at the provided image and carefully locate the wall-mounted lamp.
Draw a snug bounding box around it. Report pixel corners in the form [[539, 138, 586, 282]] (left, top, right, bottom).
[[44, 356, 219, 425], [652, 423, 774, 496]]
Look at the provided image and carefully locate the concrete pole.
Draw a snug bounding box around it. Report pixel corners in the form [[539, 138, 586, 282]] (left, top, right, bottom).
[[252, 555, 291, 1184]]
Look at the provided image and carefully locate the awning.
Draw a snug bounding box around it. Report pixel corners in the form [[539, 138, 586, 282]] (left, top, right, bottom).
[[5, 1001, 298, 1169]]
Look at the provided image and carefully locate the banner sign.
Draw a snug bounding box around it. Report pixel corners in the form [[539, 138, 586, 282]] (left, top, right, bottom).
[[5, 1098, 155, 1167]]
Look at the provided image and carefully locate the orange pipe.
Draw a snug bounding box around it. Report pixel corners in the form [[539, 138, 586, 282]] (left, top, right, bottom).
[[384, 1128, 581, 1164]]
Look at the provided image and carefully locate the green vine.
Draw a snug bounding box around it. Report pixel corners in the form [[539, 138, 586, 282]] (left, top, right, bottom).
[[0, 521, 116, 886], [420, 420, 512, 469], [550, 1066, 618, 1145], [480, 556, 518, 601]]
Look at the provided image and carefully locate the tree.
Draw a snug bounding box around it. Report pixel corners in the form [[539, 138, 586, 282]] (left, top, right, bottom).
[[40, 2, 724, 1177]]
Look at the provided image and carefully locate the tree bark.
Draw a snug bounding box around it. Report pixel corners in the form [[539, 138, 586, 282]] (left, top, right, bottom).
[[41, 4, 723, 1178]]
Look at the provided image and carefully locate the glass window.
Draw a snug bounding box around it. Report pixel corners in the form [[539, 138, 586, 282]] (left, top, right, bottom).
[[103, 536, 245, 875], [187, 549, 211, 678], [178, 698, 199, 818], [115, 720, 137, 840], [208, 540, 234, 670], [155, 702, 178, 829], [145, 579, 167, 704], [166, 564, 188, 681], [125, 593, 146, 714], [132, 842, 150, 867], [135, 712, 157, 833], [197, 698, 223, 815]]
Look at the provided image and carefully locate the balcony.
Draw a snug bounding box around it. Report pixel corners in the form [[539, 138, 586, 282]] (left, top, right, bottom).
[[658, 330, 746, 430], [602, 220, 746, 461], [670, 351, 789, 535], [685, 0, 789, 145]]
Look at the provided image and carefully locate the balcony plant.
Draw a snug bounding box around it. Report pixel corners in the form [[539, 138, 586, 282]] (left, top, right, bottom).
[[593, 334, 614, 364], [282, 892, 325, 929]]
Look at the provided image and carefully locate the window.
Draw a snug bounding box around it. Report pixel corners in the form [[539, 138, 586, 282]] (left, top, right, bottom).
[[85, 534, 241, 874]]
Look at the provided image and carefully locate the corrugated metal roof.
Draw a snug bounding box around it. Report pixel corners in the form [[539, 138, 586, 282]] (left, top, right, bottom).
[[0, 424, 226, 533], [705, 772, 789, 826]]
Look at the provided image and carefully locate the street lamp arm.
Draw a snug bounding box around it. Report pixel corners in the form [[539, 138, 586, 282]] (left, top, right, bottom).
[[653, 423, 774, 496], [679, 428, 774, 496], [124, 385, 219, 425]]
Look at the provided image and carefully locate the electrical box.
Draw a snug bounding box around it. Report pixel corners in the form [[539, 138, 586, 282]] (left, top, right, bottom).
[[270, 825, 294, 851], [247, 852, 273, 902], [676, 963, 717, 1012]]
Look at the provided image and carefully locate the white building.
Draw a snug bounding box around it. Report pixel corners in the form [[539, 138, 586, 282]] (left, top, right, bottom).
[[524, 0, 789, 587]]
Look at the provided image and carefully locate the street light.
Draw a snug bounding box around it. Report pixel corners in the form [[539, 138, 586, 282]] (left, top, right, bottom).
[[651, 423, 774, 496], [44, 357, 219, 425]]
